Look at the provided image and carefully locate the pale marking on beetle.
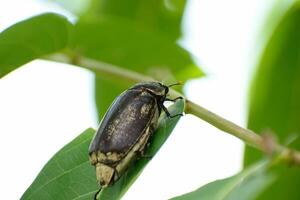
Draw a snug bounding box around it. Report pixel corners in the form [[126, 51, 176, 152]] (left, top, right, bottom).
[[97, 152, 106, 162], [96, 162, 114, 186], [140, 104, 152, 118], [89, 152, 98, 165], [115, 126, 151, 175], [93, 126, 152, 186], [106, 152, 121, 161]]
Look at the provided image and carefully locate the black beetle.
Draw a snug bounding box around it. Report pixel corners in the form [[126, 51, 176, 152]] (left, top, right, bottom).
[[89, 82, 183, 198]]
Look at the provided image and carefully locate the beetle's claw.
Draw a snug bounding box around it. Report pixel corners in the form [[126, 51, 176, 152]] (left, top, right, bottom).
[[94, 187, 102, 200], [168, 113, 184, 118], [165, 96, 183, 102]]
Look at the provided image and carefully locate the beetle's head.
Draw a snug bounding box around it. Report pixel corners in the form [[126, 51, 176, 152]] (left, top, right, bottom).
[[131, 82, 181, 98], [131, 82, 167, 97]]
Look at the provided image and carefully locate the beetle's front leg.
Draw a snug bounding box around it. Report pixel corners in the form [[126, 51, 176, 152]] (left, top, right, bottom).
[[168, 113, 184, 118], [165, 96, 183, 102], [160, 102, 183, 118]]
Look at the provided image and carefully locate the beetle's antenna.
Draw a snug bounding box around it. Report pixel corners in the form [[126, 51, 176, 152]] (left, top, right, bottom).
[[167, 81, 182, 88], [94, 187, 102, 200]]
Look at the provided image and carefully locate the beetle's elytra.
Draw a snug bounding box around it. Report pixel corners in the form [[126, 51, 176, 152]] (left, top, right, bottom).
[[89, 82, 182, 196]]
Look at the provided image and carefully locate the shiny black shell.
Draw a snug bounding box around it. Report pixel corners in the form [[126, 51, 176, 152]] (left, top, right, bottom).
[[89, 82, 167, 159]]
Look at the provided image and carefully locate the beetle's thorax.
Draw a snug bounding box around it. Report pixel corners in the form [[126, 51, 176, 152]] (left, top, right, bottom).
[[129, 82, 168, 98]]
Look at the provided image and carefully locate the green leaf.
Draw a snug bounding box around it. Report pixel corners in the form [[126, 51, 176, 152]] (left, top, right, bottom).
[[72, 18, 197, 74], [21, 128, 98, 200], [98, 99, 184, 200], [71, 17, 203, 117], [244, 2, 300, 199], [171, 161, 275, 200], [0, 13, 72, 78], [50, 0, 91, 15], [84, 0, 187, 40], [22, 100, 184, 200], [53, 0, 186, 40]]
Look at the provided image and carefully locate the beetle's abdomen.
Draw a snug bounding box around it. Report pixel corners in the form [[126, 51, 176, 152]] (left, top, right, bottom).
[[89, 89, 158, 156]]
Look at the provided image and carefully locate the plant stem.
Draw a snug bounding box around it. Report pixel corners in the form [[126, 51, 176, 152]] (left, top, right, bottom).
[[46, 53, 300, 166], [46, 53, 155, 84], [185, 100, 263, 150]]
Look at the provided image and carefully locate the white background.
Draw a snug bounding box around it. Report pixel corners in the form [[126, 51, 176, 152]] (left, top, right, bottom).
[[0, 0, 273, 199]]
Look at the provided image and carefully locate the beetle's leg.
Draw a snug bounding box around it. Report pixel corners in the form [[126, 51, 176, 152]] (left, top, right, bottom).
[[165, 96, 183, 102], [94, 187, 102, 200], [169, 113, 184, 118], [160, 103, 183, 118], [112, 166, 120, 180], [135, 124, 155, 159], [160, 103, 171, 117], [135, 143, 153, 159]]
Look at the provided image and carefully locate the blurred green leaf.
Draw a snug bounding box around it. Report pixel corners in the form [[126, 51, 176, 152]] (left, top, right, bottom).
[[22, 100, 184, 200], [50, 0, 91, 15], [244, 2, 300, 199], [0, 13, 72, 77], [171, 161, 275, 200], [98, 100, 184, 200], [84, 0, 186, 40], [53, 0, 186, 40], [72, 18, 196, 74], [21, 128, 98, 200]]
